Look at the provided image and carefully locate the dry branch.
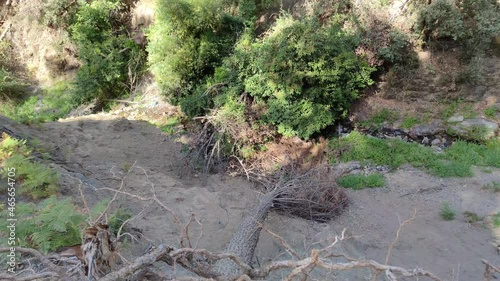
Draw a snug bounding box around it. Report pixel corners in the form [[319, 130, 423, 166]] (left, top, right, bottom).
[[0, 247, 63, 277]]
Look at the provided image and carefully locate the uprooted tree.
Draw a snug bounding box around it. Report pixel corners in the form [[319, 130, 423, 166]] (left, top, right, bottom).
[[0, 164, 497, 281]]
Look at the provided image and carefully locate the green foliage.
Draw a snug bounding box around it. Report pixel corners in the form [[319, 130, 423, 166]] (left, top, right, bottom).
[[493, 212, 500, 227], [147, 0, 245, 109], [417, 0, 465, 41], [0, 80, 75, 124], [463, 211, 482, 223], [417, 0, 500, 59], [329, 131, 500, 177], [378, 30, 418, 70], [484, 106, 498, 119], [360, 108, 399, 129], [337, 173, 385, 190], [401, 117, 421, 129], [149, 3, 374, 138], [70, 0, 145, 107], [226, 15, 374, 138], [457, 55, 486, 85], [440, 202, 456, 220], [0, 134, 59, 199], [443, 140, 500, 168], [0, 196, 84, 253], [42, 0, 83, 28], [0, 68, 29, 100], [108, 208, 132, 236]]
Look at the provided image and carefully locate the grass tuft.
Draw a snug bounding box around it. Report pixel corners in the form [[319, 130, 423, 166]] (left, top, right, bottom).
[[337, 173, 386, 190], [440, 202, 456, 221], [329, 131, 500, 177]]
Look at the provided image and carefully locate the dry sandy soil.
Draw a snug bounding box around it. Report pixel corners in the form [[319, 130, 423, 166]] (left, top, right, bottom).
[[2, 111, 499, 280]]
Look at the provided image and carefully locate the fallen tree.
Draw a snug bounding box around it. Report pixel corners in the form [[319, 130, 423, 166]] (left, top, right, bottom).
[[1, 164, 497, 281]]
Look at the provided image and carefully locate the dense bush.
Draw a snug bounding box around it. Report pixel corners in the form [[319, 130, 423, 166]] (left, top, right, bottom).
[[70, 0, 144, 108], [218, 16, 374, 138], [417, 0, 500, 57], [42, 0, 84, 28], [417, 0, 465, 41], [378, 30, 419, 70], [147, 0, 246, 110], [148, 1, 375, 139]]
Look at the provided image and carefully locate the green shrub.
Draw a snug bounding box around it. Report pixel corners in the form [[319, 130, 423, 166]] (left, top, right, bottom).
[[147, 0, 245, 111], [440, 202, 456, 220], [70, 0, 145, 107], [228, 15, 374, 138], [378, 30, 419, 70], [337, 173, 385, 190], [108, 208, 132, 236], [417, 0, 465, 41], [457, 0, 500, 57], [417, 0, 500, 59], [0, 196, 84, 253], [484, 106, 498, 119], [457, 55, 486, 85], [493, 212, 500, 227], [0, 134, 59, 199], [42, 0, 83, 28], [0, 80, 75, 124], [0, 68, 29, 100]]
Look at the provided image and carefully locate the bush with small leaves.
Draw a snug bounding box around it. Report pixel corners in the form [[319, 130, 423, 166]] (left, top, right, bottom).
[[70, 0, 145, 108], [440, 202, 456, 220]]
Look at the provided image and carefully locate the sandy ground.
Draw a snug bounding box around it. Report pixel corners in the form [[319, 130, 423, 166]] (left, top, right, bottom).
[[2, 113, 499, 280]]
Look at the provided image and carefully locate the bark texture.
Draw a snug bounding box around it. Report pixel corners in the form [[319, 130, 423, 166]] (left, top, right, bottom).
[[214, 192, 276, 279]]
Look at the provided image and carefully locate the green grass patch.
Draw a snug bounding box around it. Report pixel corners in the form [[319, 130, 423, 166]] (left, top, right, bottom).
[[337, 173, 386, 190], [0, 80, 75, 124], [440, 202, 456, 220], [492, 212, 500, 228], [159, 117, 181, 135], [482, 181, 500, 192], [484, 106, 498, 119], [401, 117, 420, 129], [329, 131, 500, 177], [360, 109, 399, 129]]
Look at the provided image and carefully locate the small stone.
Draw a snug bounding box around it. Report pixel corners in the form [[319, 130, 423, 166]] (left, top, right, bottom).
[[410, 119, 444, 137], [447, 115, 464, 123], [431, 138, 441, 146], [421, 137, 429, 145], [447, 118, 498, 140]]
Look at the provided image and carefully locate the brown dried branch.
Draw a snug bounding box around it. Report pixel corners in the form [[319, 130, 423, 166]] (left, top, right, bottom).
[[0, 272, 59, 281], [482, 259, 500, 281], [93, 161, 137, 224], [0, 247, 63, 277], [385, 208, 417, 264]]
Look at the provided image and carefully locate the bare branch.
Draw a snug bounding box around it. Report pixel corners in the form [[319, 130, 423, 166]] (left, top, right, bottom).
[[0, 272, 59, 281], [0, 247, 63, 276], [385, 209, 417, 265]]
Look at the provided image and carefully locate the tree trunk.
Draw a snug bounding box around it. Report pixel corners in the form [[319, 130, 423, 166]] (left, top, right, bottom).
[[214, 192, 276, 280]]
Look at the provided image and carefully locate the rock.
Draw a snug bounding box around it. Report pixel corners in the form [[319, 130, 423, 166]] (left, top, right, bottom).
[[421, 137, 429, 145], [447, 118, 498, 140], [447, 115, 464, 123], [409, 119, 444, 137], [431, 138, 441, 146]]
